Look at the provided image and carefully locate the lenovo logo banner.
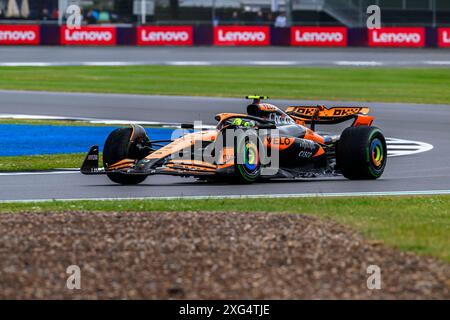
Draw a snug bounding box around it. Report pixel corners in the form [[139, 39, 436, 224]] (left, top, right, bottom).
[[0, 25, 40, 45], [369, 27, 425, 47], [291, 27, 347, 46], [214, 26, 270, 46], [438, 28, 450, 48], [137, 26, 193, 46], [61, 26, 116, 45]]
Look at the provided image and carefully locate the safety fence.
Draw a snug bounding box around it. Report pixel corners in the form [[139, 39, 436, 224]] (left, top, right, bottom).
[[0, 24, 449, 47]]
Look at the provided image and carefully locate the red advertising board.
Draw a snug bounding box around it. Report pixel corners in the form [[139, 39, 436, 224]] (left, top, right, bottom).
[[214, 26, 270, 46], [291, 27, 347, 46], [438, 28, 450, 48], [0, 25, 40, 45], [61, 26, 116, 45], [137, 26, 193, 46], [368, 27, 425, 47]]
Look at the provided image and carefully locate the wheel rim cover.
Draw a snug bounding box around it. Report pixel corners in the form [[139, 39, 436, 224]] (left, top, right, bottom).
[[244, 142, 259, 172], [370, 138, 384, 168]]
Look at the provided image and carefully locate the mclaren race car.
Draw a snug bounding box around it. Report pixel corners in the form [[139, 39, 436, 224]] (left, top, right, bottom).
[[81, 96, 387, 184]]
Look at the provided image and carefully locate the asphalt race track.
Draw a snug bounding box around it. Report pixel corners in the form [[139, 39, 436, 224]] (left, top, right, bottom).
[[0, 90, 449, 201], [1, 46, 450, 67]]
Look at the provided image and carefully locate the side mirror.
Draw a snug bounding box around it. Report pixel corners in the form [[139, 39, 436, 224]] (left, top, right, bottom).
[[181, 123, 194, 129]]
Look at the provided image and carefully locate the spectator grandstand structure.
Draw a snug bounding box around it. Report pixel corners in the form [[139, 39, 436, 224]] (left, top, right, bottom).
[[0, 0, 449, 26], [0, 1, 449, 47], [292, 0, 450, 27]]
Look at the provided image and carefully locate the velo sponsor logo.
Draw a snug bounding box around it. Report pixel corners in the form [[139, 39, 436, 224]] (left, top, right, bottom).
[[61, 26, 116, 45], [291, 27, 347, 46], [137, 26, 193, 46], [214, 26, 270, 46], [438, 28, 450, 48], [0, 25, 40, 45], [369, 27, 425, 47]]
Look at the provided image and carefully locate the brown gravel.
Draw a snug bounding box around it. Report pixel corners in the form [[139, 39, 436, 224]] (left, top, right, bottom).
[[0, 211, 448, 299]]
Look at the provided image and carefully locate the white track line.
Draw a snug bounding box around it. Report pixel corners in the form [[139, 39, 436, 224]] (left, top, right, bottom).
[[385, 137, 433, 157], [250, 61, 297, 66], [2, 189, 450, 203], [0, 171, 78, 176], [0, 61, 449, 67], [0, 62, 54, 67], [335, 61, 384, 66], [0, 114, 73, 120], [424, 61, 450, 65], [166, 61, 213, 66], [0, 114, 184, 127], [81, 61, 136, 66]]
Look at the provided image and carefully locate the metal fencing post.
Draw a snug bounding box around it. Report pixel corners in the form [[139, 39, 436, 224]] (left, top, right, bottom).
[[58, 0, 63, 25], [286, 0, 293, 27], [359, 0, 363, 27], [141, 0, 146, 25], [432, 0, 436, 28], [212, 0, 216, 25]]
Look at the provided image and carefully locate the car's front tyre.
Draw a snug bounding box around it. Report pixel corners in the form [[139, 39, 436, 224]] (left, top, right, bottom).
[[103, 127, 148, 185]]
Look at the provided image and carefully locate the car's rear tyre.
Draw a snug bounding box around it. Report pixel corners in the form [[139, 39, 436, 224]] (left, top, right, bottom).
[[337, 126, 387, 180], [103, 127, 148, 185], [233, 130, 262, 183]]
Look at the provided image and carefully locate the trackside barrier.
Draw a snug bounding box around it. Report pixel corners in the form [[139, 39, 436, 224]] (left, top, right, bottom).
[[0, 24, 446, 47], [368, 27, 426, 48], [270, 27, 290, 46], [117, 27, 136, 46], [193, 25, 214, 46], [60, 26, 117, 46], [137, 26, 193, 46], [290, 26, 347, 47], [347, 28, 368, 47], [0, 24, 40, 45], [213, 26, 271, 46], [438, 27, 450, 48]]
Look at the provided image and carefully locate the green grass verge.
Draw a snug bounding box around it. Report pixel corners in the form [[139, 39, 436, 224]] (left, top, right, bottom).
[[0, 153, 84, 171], [1, 196, 449, 263], [1, 66, 450, 104]]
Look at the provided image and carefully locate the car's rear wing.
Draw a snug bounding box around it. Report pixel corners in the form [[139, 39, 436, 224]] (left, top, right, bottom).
[[285, 105, 374, 129]]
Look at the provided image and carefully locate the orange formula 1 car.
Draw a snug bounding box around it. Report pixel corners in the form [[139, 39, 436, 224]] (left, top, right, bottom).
[[81, 96, 387, 184]]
